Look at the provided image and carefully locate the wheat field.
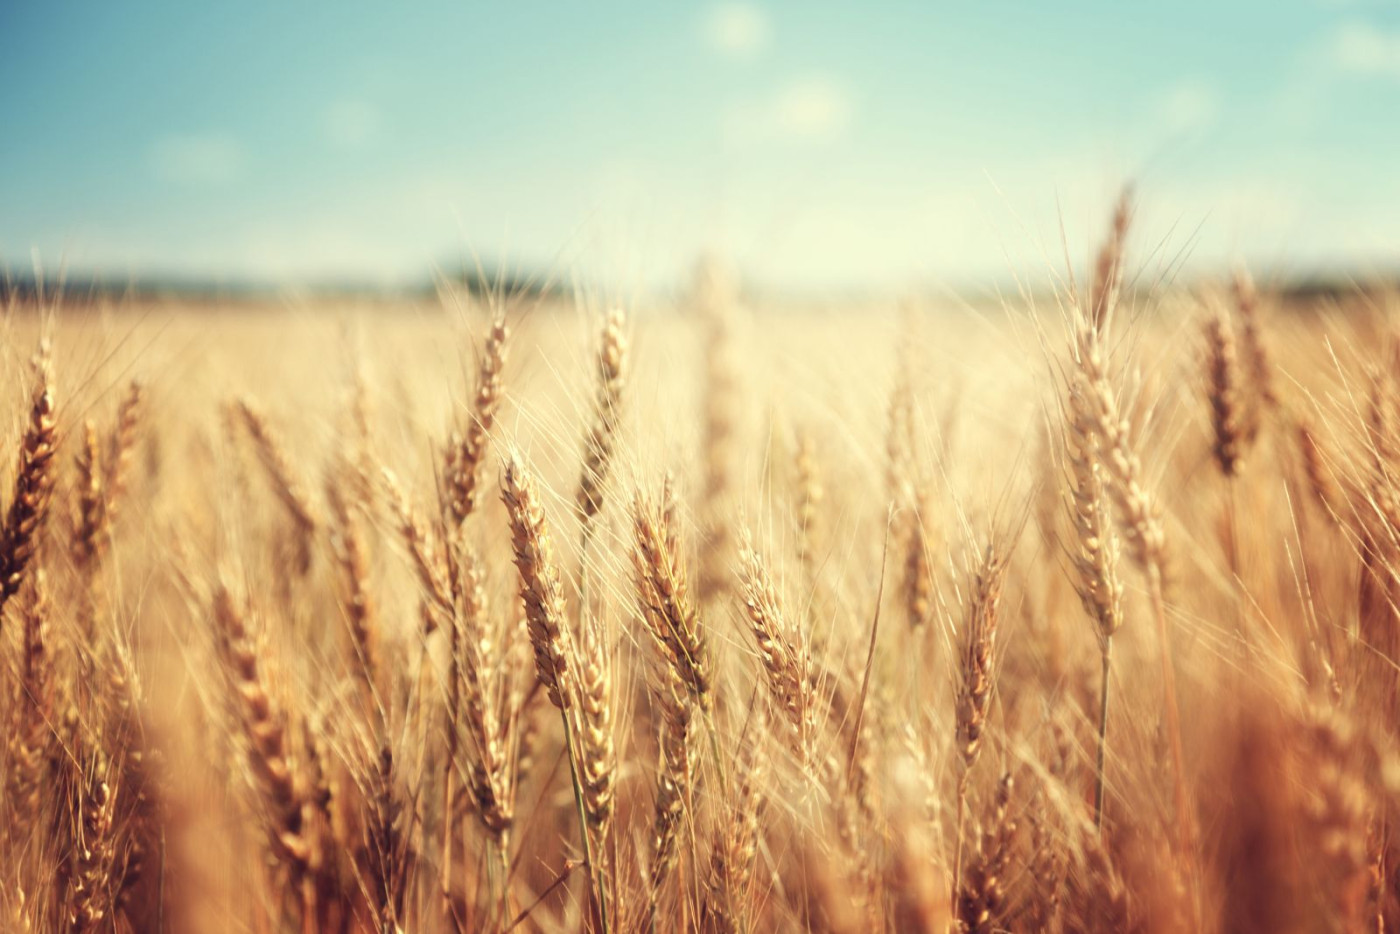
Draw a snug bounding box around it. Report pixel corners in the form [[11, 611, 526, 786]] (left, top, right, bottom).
[[0, 205, 1396, 933]]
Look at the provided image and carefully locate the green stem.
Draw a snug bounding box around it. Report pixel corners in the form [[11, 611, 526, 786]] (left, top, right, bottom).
[[1094, 637, 1112, 830], [569, 517, 610, 934], [560, 708, 609, 934]]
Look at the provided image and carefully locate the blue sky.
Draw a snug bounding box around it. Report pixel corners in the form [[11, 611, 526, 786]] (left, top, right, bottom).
[[2, 1, 1398, 291]]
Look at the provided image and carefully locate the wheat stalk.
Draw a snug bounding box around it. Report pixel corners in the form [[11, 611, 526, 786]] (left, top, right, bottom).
[[382, 467, 454, 625], [1064, 375, 1124, 828], [71, 420, 108, 571], [1071, 308, 1193, 862], [1088, 186, 1133, 335], [952, 542, 1007, 900], [0, 349, 58, 617], [236, 399, 319, 571], [444, 312, 508, 526], [210, 586, 318, 908], [738, 531, 814, 766], [500, 452, 610, 932], [577, 308, 629, 529], [1204, 311, 1245, 478], [632, 489, 712, 710], [103, 379, 143, 516]]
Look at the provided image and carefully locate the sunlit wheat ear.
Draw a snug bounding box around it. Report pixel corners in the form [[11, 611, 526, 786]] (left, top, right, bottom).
[[381, 468, 452, 624], [1065, 375, 1124, 827], [738, 530, 814, 765], [885, 309, 917, 508], [1065, 379, 1125, 638], [362, 745, 410, 931], [235, 399, 319, 570], [1072, 316, 1166, 575], [955, 543, 1006, 775], [65, 756, 118, 932], [1072, 279, 1192, 860], [1297, 417, 1341, 522], [566, 612, 619, 928], [210, 586, 316, 887], [1297, 701, 1370, 928], [573, 606, 615, 837], [902, 482, 934, 631], [502, 452, 614, 929], [451, 545, 513, 840], [956, 772, 1016, 934], [444, 311, 508, 525], [1204, 311, 1245, 478], [951, 542, 1005, 926], [326, 473, 379, 704], [103, 378, 144, 517], [1089, 184, 1133, 335], [577, 308, 629, 528], [0, 346, 57, 616], [500, 453, 572, 710], [1231, 263, 1279, 414], [7, 572, 52, 835], [647, 667, 698, 918], [72, 419, 108, 571], [631, 488, 712, 710], [109, 689, 160, 926]]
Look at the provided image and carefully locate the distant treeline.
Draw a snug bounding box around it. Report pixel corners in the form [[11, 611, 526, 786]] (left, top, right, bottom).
[[0, 263, 1392, 308], [0, 262, 562, 306]]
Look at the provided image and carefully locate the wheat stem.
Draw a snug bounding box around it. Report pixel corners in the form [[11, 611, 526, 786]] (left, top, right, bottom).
[[1094, 638, 1112, 830]]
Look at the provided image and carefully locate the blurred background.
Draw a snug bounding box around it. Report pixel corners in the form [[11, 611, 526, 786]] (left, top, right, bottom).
[[2, 0, 1398, 301]]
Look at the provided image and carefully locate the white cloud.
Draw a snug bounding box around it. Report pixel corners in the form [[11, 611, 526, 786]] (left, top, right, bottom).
[[149, 133, 246, 184], [723, 76, 855, 145], [702, 3, 771, 57], [773, 77, 853, 139], [1155, 80, 1220, 134], [721, 75, 856, 148], [1327, 21, 1400, 77], [324, 100, 382, 148]]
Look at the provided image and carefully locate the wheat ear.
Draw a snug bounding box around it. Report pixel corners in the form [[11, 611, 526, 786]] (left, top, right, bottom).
[[500, 453, 609, 933], [444, 312, 508, 525], [1065, 376, 1124, 827], [0, 348, 58, 616], [577, 308, 629, 529]]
